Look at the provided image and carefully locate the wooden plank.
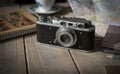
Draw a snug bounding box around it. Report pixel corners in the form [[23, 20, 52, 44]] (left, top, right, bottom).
[[25, 34, 79, 74], [0, 37, 26, 74], [70, 39, 120, 74]]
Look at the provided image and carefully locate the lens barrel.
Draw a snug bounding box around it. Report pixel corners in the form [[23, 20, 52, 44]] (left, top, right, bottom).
[[56, 27, 77, 47]]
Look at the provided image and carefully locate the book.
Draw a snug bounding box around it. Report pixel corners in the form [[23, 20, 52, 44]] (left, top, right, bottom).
[[0, 10, 36, 41], [105, 66, 120, 74], [102, 25, 120, 50]]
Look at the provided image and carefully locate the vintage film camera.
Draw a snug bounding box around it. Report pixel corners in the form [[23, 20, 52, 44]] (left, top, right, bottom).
[[36, 16, 95, 50]]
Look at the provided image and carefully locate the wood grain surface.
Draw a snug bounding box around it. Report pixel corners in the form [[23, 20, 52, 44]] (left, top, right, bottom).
[[0, 37, 26, 74], [24, 34, 79, 74], [70, 48, 120, 74]]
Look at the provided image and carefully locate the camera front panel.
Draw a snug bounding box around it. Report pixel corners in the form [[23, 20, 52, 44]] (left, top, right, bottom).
[[37, 24, 59, 45], [73, 29, 95, 50], [37, 23, 94, 50]]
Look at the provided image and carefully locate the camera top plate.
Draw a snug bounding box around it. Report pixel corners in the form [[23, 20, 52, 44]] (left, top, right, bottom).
[[37, 16, 95, 32]]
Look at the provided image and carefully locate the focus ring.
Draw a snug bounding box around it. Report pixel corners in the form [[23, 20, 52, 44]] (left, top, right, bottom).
[[56, 27, 77, 47]]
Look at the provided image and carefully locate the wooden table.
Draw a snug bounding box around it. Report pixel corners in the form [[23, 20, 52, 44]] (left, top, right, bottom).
[[0, 3, 120, 74]]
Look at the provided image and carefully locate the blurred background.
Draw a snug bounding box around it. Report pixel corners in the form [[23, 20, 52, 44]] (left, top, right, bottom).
[[0, 0, 67, 6]]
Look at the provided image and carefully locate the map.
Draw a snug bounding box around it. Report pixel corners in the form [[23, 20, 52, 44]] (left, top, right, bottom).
[[68, 0, 120, 25]]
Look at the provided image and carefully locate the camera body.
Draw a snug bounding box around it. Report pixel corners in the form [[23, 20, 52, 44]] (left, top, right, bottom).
[[37, 16, 95, 50]]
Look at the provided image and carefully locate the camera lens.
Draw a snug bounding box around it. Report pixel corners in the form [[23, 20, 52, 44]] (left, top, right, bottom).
[[56, 27, 77, 47], [60, 34, 70, 44]]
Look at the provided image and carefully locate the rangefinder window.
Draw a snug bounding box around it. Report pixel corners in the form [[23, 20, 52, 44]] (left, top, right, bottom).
[[60, 22, 66, 26], [68, 23, 73, 26]]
